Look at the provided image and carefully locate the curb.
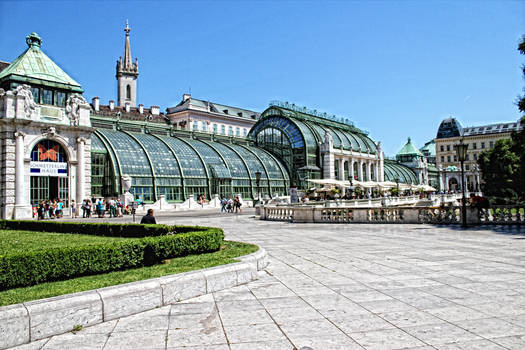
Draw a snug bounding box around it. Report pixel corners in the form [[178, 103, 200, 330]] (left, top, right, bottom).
[[0, 248, 268, 350]]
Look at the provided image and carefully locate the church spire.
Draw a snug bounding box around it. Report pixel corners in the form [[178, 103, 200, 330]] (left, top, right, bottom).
[[116, 20, 138, 107], [123, 20, 133, 70]]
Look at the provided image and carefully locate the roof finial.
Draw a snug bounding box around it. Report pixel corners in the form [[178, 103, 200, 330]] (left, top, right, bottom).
[[26, 32, 42, 50], [125, 19, 130, 35], [408, 136, 411, 143]]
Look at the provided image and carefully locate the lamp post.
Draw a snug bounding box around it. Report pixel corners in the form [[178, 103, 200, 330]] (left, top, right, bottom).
[[255, 171, 261, 205], [455, 140, 469, 228], [394, 177, 400, 197], [348, 174, 353, 199]]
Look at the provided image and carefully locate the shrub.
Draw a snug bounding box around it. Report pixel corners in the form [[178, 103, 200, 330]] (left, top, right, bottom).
[[0, 223, 224, 290], [0, 220, 211, 238]]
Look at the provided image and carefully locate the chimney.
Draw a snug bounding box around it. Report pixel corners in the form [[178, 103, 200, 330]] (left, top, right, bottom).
[[125, 102, 130, 113], [183, 93, 191, 102], [138, 104, 144, 114], [109, 100, 115, 110], [151, 105, 160, 115], [92, 97, 100, 112]]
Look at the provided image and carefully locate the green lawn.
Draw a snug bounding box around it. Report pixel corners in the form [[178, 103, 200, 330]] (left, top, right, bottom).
[[0, 229, 127, 255], [0, 229, 258, 306]]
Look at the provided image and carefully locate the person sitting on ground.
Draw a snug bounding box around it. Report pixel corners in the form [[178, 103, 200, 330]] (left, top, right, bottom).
[[140, 208, 157, 224]]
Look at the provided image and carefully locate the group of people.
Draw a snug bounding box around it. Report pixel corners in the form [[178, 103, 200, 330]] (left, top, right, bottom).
[[220, 195, 243, 213], [80, 198, 134, 218], [35, 198, 67, 220]]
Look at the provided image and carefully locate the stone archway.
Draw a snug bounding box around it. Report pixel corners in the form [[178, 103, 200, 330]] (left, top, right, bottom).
[[448, 177, 458, 192]]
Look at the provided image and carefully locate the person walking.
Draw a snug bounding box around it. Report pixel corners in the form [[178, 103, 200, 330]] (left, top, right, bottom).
[[71, 199, 76, 218], [140, 209, 157, 224], [85, 200, 92, 218]]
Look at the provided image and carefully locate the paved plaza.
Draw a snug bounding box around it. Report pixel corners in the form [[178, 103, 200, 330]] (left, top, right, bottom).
[[11, 211, 525, 350]]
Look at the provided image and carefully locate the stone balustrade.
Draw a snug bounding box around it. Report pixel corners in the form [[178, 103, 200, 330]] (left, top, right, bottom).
[[259, 204, 525, 225]]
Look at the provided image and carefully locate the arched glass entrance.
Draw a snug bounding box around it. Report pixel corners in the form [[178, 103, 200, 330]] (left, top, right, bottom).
[[29, 140, 68, 206]]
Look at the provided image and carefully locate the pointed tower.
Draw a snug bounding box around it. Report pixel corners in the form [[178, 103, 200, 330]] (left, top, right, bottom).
[[116, 20, 138, 107]]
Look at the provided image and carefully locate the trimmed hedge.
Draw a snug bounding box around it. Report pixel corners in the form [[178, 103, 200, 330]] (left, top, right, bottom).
[[0, 220, 208, 238], [0, 222, 224, 290]]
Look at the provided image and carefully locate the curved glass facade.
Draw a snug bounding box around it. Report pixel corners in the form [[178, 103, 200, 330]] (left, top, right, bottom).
[[91, 129, 289, 202], [249, 105, 379, 187], [384, 160, 418, 184]]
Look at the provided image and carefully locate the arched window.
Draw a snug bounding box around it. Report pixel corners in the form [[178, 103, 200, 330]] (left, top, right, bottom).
[[31, 139, 67, 163], [126, 85, 131, 99]]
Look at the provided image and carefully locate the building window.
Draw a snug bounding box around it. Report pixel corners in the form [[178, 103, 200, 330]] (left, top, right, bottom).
[[243, 128, 247, 136], [235, 127, 240, 137], [441, 156, 444, 162], [446, 145, 450, 152], [126, 85, 131, 99], [221, 125, 225, 134], [213, 124, 218, 133], [473, 143, 477, 149], [454, 155, 457, 162], [466, 154, 469, 161], [42, 89, 53, 105], [466, 164, 470, 171], [440, 145, 444, 152], [30, 87, 40, 103], [55, 91, 66, 107], [481, 142, 485, 149], [489, 141, 494, 148], [473, 153, 478, 160], [447, 155, 451, 162], [202, 122, 207, 132], [228, 126, 233, 136], [193, 121, 198, 131]]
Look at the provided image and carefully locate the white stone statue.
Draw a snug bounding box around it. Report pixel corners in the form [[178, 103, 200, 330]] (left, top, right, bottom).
[[324, 130, 333, 145], [65, 93, 88, 126], [15, 84, 37, 117], [121, 174, 132, 192]]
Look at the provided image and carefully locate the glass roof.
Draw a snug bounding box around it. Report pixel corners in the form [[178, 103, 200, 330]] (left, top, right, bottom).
[[158, 136, 206, 178], [202, 141, 249, 178], [248, 147, 289, 180], [129, 133, 181, 177], [249, 117, 305, 149], [184, 139, 232, 179], [97, 129, 152, 177], [384, 160, 418, 184], [91, 133, 107, 153], [223, 143, 268, 179]]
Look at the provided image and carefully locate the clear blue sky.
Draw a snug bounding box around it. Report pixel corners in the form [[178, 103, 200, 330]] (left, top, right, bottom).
[[1, 1, 523, 155]]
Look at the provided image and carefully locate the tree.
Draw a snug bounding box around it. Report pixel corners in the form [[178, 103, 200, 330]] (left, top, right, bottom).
[[477, 36, 525, 203]]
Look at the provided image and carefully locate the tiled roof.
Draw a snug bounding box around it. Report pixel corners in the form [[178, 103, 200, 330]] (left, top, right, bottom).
[[92, 104, 170, 125], [461, 121, 523, 136], [0, 33, 83, 92], [167, 96, 260, 120]]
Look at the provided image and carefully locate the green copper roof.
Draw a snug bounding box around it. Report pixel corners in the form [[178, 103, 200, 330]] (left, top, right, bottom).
[[397, 137, 423, 156], [420, 139, 436, 157], [0, 33, 83, 92]]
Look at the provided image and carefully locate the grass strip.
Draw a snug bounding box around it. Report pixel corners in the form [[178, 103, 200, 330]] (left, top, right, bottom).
[[0, 241, 258, 307]]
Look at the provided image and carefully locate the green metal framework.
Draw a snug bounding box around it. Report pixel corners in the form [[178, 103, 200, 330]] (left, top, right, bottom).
[[383, 160, 418, 184], [248, 105, 378, 187], [91, 127, 289, 203]]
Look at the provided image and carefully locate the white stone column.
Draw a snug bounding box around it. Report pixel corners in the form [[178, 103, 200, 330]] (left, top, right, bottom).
[[350, 159, 355, 180], [14, 131, 25, 206], [339, 158, 344, 181], [366, 161, 371, 181], [76, 137, 86, 204], [358, 159, 363, 181]]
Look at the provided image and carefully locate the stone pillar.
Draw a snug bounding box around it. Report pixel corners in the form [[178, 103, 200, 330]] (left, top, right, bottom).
[[76, 137, 86, 205], [358, 160, 363, 181], [339, 158, 345, 181], [14, 131, 25, 206], [366, 161, 371, 181], [350, 159, 355, 180], [13, 131, 32, 219]]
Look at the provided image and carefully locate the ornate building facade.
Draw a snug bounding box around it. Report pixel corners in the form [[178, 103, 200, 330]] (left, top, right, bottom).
[[0, 33, 92, 219], [435, 117, 523, 192]]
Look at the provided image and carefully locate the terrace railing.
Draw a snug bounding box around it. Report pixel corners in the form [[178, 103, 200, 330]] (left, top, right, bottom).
[[258, 204, 524, 225]]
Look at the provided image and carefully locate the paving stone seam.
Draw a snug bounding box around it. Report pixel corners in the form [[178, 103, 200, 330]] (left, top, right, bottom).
[[269, 252, 435, 349], [211, 290, 232, 349], [0, 248, 268, 350], [245, 277, 297, 349], [263, 261, 368, 349]]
